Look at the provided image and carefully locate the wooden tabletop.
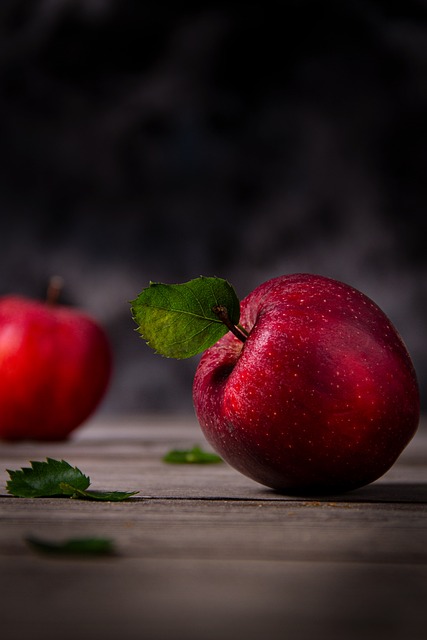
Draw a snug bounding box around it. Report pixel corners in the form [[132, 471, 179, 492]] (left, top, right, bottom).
[[1, 415, 426, 640]]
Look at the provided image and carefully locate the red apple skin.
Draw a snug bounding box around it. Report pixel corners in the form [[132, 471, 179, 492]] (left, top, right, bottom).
[[193, 274, 420, 494], [0, 296, 112, 440]]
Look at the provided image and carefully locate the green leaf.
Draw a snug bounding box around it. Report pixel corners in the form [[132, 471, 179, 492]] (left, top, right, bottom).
[[59, 483, 139, 501], [6, 458, 90, 498], [26, 535, 115, 556], [163, 446, 223, 464], [130, 276, 241, 358], [6, 459, 139, 501]]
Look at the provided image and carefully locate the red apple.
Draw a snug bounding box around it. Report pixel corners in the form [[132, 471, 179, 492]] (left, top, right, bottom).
[[193, 274, 420, 494], [0, 287, 112, 440]]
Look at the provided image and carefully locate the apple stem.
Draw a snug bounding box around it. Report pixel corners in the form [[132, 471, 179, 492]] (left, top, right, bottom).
[[237, 323, 250, 337], [46, 276, 64, 305], [212, 305, 248, 343]]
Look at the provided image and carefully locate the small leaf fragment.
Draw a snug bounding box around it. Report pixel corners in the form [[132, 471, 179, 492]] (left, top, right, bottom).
[[130, 276, 241, 358], [26, 535, 115, 556], [6, 458, 90, 498], [60, 483, 139, 501], [163, 446, 223, 464]]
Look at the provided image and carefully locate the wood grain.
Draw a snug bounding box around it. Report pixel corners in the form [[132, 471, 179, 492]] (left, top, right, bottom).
[[1, 415, 426, 640]]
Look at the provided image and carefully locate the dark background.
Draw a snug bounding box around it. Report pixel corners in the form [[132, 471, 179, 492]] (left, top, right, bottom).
[[0, 0, 426, 416]]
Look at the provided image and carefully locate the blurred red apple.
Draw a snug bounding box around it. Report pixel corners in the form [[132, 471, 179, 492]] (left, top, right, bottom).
[[0, 279, 112, 440], [193, 274, 420, 494]]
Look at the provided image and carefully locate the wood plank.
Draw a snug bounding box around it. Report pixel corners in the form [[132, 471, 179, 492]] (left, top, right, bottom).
[[1, 414, 426, 501], [1, 415, 427, 640]]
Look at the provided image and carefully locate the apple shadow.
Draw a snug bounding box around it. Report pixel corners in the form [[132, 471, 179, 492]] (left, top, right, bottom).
[[263, 482, 427, 504], [338, 482, 427, 504]]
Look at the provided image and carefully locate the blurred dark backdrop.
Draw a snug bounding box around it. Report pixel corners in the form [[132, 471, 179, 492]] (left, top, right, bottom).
[[0, 0, 426, 415]]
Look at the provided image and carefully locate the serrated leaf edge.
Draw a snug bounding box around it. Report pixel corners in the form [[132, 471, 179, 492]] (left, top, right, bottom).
[[6, 458, 89, 497], [130, 276, 240, 359]]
